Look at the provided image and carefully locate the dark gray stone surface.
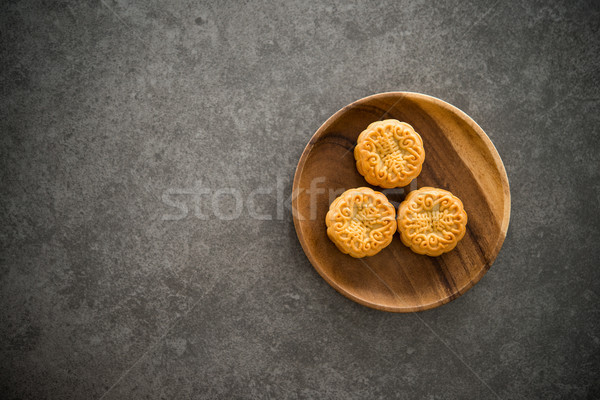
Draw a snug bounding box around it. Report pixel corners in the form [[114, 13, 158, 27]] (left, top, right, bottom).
[[1, 0, 599, 399]]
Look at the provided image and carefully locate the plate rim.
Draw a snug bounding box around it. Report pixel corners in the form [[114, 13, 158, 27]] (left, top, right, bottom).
[[292, 91, 511, 312]]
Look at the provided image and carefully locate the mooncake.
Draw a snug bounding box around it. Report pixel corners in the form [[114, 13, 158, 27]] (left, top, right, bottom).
[[354, 119, 425, 188], [397, 187, 467, 256], [325, 187, 397, 258]]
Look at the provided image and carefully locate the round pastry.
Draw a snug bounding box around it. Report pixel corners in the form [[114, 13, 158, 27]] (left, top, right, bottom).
[[326, 187, 397, 258], [397, 187, 467, 257], [354, 119, 425, 188]]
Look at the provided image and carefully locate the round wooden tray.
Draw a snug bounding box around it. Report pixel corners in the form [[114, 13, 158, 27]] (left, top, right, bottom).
[[292, 92, 510, 312]]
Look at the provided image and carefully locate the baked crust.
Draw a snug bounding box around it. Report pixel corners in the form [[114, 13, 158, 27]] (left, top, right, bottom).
[[397, 187, 467, 256], [354, 120, 425, 188], [325, 187, 397, 258]]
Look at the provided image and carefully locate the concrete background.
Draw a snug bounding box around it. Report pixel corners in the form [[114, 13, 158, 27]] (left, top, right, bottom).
[[1, 0, 599, 399]]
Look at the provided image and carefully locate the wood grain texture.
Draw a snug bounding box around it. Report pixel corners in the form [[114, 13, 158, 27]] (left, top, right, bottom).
[[292, 92, 511, 312]]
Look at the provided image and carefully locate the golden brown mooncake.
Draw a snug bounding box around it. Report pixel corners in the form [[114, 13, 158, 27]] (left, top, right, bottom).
[[354, 119, 425, 188], [325, 187, 397, 258], [397, 187, 467, 257]]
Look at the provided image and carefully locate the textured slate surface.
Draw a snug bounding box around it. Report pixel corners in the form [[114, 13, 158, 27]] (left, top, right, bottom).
[[1, 0, 599, 399]]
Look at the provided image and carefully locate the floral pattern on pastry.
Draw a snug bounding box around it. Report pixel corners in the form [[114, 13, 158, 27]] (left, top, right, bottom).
[[326, 187, 397, 258], [354, 119, 425, 188], [397, 187, 467, 256]]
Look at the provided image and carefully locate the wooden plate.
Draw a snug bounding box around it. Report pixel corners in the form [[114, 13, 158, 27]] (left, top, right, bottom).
[[292, 92, 510, 312]]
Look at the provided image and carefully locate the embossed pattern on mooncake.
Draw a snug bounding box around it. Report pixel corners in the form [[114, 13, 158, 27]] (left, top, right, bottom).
[[325, 187, 397, 258], [354, 119, 425, 188], [397, 187, 467, 257]]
